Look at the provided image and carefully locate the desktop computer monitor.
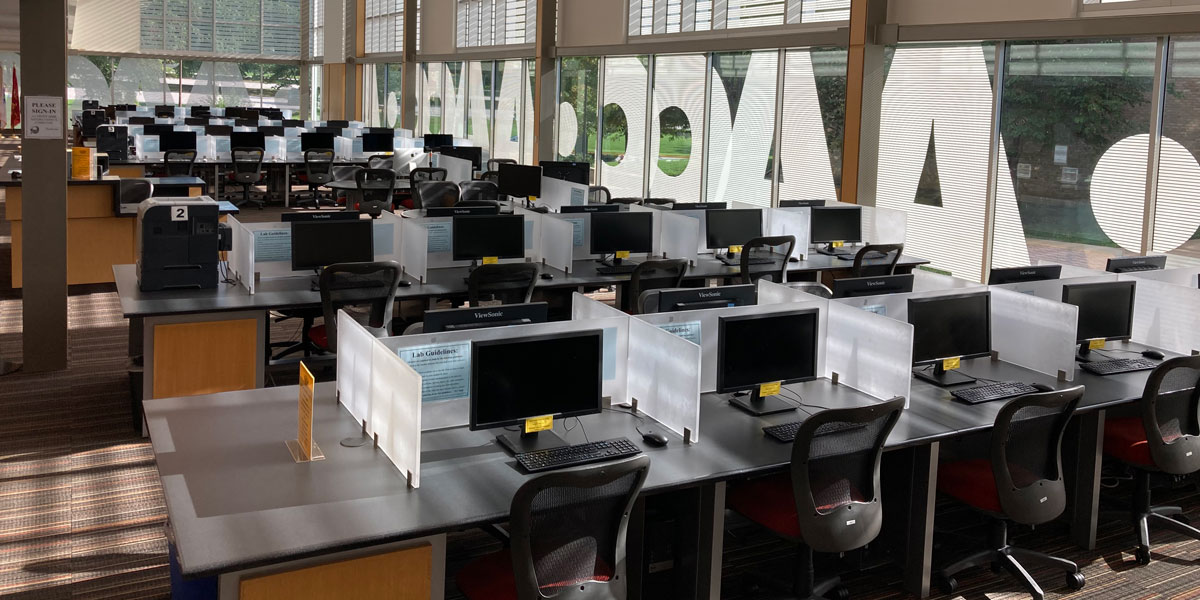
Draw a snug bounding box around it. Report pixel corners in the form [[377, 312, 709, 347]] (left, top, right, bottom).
[[144, 124, 175, 137], [315, 126, 343, 135], [362, 133, 394, 153], [129, 116, 156, 126], [717, 309, 819, 415], [1062, 280, 1136, 355], [987, 264, 1062, 285], [205, 124, 234, 137], [780, 199, 829, 209], [183, 117, 207, 126], [539, 160, 590, 185], [832, 274, 915, 298], [366, 127, 394, 136], [326, 119, 350, 128], [498, 163, 542, 198], [290, 220, 375, 271], [1105, 255, 1166, 274], [655, 284, 757, 313], [154, 104, 175, 116], [908, 291, 991, 387], [424, 302, 549, 333], [259, 126, 285, 137], [436, 146, 483, 171], [160, 131, 197, 152], [190, 106, 210, 117], [96, 126, 129, 161], [452, 215, 526, 262], [423, 133, 454, 149], [705, 209, 763, 258], [282, 119, 305, 128], [590, 211, 653, 265], [301, 132, 336, 152], [235, 119, 259, 128], [470, 329, 604, 454], [810, 206, 863, 256], [231, 132, 266, 150]]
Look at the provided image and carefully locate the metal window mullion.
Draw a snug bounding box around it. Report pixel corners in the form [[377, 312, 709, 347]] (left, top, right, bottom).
[[643, 54, 656, 198], [699, 52, 713, 202], [980, 41, 1006, 283], [771, 47, 785, 207], [596, 56, 606, 187], [1142, 36, 1169, 256]]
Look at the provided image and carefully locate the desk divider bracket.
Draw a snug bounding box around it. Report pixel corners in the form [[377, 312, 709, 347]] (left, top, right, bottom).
[[990, 350, 1001, 361], [373, 432, 380, 449], [629, 398, 639, 413], [684, 428, 693, 444], [831, 372, 840, 386], [1058, 369, 1069, 382]]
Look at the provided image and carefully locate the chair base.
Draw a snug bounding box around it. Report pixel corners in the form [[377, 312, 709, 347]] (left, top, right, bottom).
[[1105, 470, 1200, 565], [269, 340, 328, 361], [937, 520, 1082, 600]]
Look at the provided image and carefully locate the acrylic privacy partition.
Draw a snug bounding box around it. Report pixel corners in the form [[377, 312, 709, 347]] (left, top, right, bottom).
[[757, 278, 815, 305], [537, 214, 574, 273], [766, 208, 811, 259], [866, 205, 907, 245], [369, 337, 424, 487], [380, 315, 630, 431], [539, 176, 588, 211], [1128, 267, 1200, 289], [1124, 274, 1200, 356], [336, 310, 378, 426], [399, 217, 429, 282], [669, 209, 711, 254], [825, 300, 914, 406], [627, 318, 703, 442], [224, 217, 255, 294], [990, 287, 1079, 381], [659, 210, 701, 264], [913, 269, 985, 292], [439, 154, 473, 184], [989, 274, 1118, 303]]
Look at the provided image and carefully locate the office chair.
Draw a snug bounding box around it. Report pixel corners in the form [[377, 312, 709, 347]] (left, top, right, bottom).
[[609, 197, 642, 206], [850, 244, 904, 278], [480, 170, 501, 184], [486, 158, 517, 172], [354, 168, 396, 218], [459, 180, 500, 202], [413, 181, 459, 210], [467, 263, 540, 307], [1102, 356, 1200, 565], [589, 185, 612, 205], [788, 281, 833, 299], [410, 167, 448, 183], [297, 149, 336, 207], [308, 262, 404, 352], [228, 148, 266, 209], [367, 154, 394, 170], [740, 235, 797, 285], [727, 398, 904, 600], [456, 455, 650, 600], [163, 149, 198, 177], [642, 198, 674, 208], [626, 259, 689, 315], [935, 387, 1086, 598]]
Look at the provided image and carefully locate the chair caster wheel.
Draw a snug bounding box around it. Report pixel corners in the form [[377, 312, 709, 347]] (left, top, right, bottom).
[[936, 574, 957, 595], [1066, 572, 1085, 590], [1135, 546, 1152, 565]]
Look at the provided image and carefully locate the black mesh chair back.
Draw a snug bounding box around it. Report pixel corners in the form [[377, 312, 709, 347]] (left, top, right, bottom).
[[480, 170, 501, 184], [990, 387, 1083, 525], [509, 455, 650, 600], [318, 261, 403, 349], [367, 154, 393, 170], [608, 197, 642, 206], [467, 263, 539, 307], [627, 259, 689, 315], [411, 167, 448, 182], [459, 180, 500, 202], [164, 149, 197, 176], [851, 243, 904, 277], [231, 148, 264, 183], [792, 397, 904, 553], [304, 149, 335, 184], [741, 235, 796, 285], [487, 158, 517, 172], [589, 186, 612, 204], [413, 181, 460, 209], [1139, 356, 1200, 474], [355, 168, 397, 217]]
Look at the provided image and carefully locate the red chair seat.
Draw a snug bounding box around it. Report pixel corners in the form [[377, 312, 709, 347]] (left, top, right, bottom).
[[1104, 417, 1155, 466], [938, 459, 1003, 513], [309, 324, 328, 350], [455, 549, 612, 600], [297, 173, 310, 183], [727, 473, 865, 540]]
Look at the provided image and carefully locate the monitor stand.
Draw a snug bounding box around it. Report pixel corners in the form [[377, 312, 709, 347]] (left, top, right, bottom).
[[729, 388, 796, 416], [309, 267, 324, 291], [815, 243, 854, 259], [913, 363, 976, 387], [716, 251, 741, 266], [597, 256, 640, 268], [497, 430, 569, 455], [1076, 342, 1100, 362]]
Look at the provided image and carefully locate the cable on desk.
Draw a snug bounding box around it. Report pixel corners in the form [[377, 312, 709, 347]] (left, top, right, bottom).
[[603, 406, 648, 436]]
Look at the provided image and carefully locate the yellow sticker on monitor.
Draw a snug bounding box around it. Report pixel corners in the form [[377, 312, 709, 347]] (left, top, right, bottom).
[[482, 256, 499, 265], [525, 415, 553, 433], [759, 381, 782, 397], [832, 241, 845, 248], [615, 250, 631, 259], [942, 356, 961, 371], [729, 245, 743, 254], [1088, 338, 1106, 350]]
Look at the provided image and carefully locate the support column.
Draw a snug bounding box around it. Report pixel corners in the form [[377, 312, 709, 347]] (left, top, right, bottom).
[[840, 0, 888, 205], [19, 0, 69, 372], [346, 0, 364, 121], [532, 0, 557, 163], [401, 0, 418, 131]]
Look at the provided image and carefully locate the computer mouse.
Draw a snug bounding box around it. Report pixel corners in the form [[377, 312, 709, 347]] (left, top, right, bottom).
[[641, 431, 669, 447], [397, 280, 412, 288], [1031, 383, 1054, 392], [540, 272, 554, 280], [1142, 349, 1165, 360], [788, 256, 800, 263]]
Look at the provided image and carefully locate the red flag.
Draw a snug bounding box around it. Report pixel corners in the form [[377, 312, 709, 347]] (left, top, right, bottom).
[[10, 66, 20, 129]]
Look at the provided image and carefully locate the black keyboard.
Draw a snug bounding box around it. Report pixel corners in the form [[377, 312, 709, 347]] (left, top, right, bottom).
[[951, 381, 1040, 405], [762, 421, 865, 443], [1079, 358, 1158, 376], [596, 265, 638, 275], [513, 437, 643, 473], [717, 255, 776, 266]]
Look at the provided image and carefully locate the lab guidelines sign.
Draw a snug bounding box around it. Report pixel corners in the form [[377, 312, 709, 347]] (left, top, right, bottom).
[[24, 96, 64, 140]]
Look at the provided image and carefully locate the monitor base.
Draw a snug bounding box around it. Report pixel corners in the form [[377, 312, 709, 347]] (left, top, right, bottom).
[[716, 252, 741, 266], [497, 430, 569, 455], [913, 365, 976, 387], [729, 392, 796, 416], [597, 257, 640, 268], [815, 244, 855, 259]]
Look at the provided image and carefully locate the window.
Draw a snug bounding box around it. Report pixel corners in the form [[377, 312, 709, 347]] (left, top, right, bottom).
[[630, 0, 846, 36], [309, 0, 324, 60], [445, 62, 467, 138], [1149, 35, 1200, 266], [708, 51, 777, 206], [778, 47, 844, 203], [456, 0, 535, 49], [467, 61, 494, 149], [365, 0, 404, 55], [141, 0, 300, 57], [557, 57, 600, 172], [650, 54, 706, 200], [598, 56, 649, 198], [493, 60, 527, 161]]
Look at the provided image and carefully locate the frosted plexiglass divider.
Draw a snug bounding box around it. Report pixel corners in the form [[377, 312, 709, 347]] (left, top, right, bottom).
[[369, 338, 424, 487], [757, 279, 814, 305], [1128, 267, 1200, 289], [553, 211, 594, 261], [660, 210, 701, 263], [1056, 264, 1108, 279], [766, 208, 811, 259], [825, 300, 913, 406], [991, 287, 1079, 381], [225, 217, 255, 294], [628, 318, 702, 442], [668, 208, 711, 254], [439, 155, 473, 183], [380, 316, 630, 431], [869, 206, 908, 245], [913, 270, 985, 292], [375, 211, 404, 259], [636, 300, 828, 393], [399, 217, 429, 282], [538, 214, 575, 273], [336, 311, 377, 426], [990, 274, 1118, 303], [540, 176, 588, 211], [513, 207, 543, 262], [1124, 274, 1200, 356]]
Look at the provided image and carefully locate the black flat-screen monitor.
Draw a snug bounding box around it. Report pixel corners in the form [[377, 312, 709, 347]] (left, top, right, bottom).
[[779, 200, 828, 208], [717, 309, 819, 395], [673, 202, 726, 211], [326, 119, 350, 128], [366, 127, 394, 136], [362, 133, 394, 153], [656, 285, 757, 313], [205, 124, 234, 137], [424, 302, 549, 333], [290, 220, 374, 270], [988, 265, 1062, 285], [144, 124, 175, 137], [498, 163, 542, 198], [301, 132, 336, 152], [283, 119, 304, 127], [160, 131, 197, 152], [470, 330, 603, 430], [1062, 280, 1136, 344], [705, 209, 762, 249], [539, 160, 589, 185], [832, 274, 915, 298], [235, 119, 259, 128], [908, 292, 992, 366], [231, 132, 266, 150], [128, 116, 156, 125], [315, 126, 343, 135], [1105, 255, 1166, 274], [590, 211, 653, 255], [183, 117, 206, 127], [259, 126, 285, 137], [810, 206, 863, 244], [452, 215, 525, 261], [280, 210, 362, 222], [154, 104, 175, 116], [437, 146, 483, 171], [190, 106, 211, 117], [424, 133, 454, 148]]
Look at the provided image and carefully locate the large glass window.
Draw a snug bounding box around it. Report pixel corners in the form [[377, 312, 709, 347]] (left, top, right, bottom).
[[1155, 36, 1200, 267], [419, 62, 443, 134], [445, 62, 467, 138], [457, 0, 536, 49], [650, 54, 706, 200], [994, 39, 1156, 272], [493, 60, 525, 161], [557, 57, 599, 175], [599, 56, 649, 198], [363, 63, 402, 127], [630, 0, 846, 36], [467, 61, 494, 150], [778, 47, 845, 203], [708, 50, 777, 206], [365, 0, 404, 55]]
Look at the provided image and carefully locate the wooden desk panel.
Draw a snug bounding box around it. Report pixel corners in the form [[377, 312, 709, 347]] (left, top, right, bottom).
[[152, 318, 258, 399], [239, 544, 432, 600], [7, 185, 134, 287]]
